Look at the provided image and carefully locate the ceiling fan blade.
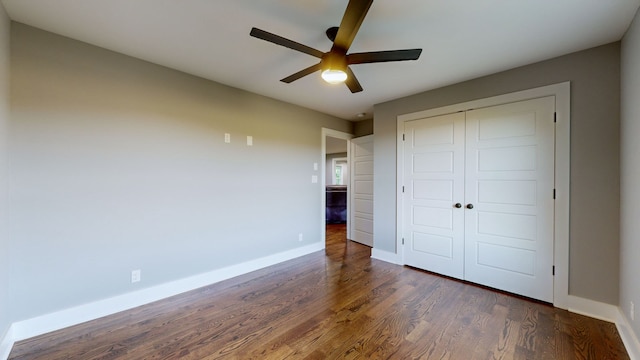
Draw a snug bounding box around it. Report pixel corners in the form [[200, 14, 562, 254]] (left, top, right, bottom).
[[345, 66, 363, 93], [281, 63, 323, 83], [347, 49, 423, 65], [332, 0, 373, 52], [250, 27, 324, 59]]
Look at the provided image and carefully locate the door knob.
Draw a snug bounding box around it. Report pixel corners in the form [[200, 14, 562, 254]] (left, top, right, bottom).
[[454, 203, 462, 208], [466, 204, 474, 209]]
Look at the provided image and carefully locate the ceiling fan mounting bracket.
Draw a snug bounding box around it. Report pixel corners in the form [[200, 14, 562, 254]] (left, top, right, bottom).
[[326, 26, 339, 42]]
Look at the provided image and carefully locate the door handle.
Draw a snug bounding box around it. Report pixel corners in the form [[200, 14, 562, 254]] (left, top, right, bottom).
[[466, 204, 474, 209], [454, 203, 462, 208]]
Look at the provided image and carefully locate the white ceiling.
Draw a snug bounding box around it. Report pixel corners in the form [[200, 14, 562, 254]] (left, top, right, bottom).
[[2, 0, 639, 120]]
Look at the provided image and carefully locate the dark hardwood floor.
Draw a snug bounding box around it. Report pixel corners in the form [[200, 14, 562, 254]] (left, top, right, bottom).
[[9, 224, 628, 359]]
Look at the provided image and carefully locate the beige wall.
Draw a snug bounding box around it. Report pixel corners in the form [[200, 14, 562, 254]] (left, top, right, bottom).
[[8, 23, 351, 322], [374, 43, 621, 305], [0, 2, 11, 342], [621, 6, 640, 342]]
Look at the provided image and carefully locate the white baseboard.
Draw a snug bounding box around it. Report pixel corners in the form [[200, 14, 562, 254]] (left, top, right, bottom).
[[567, 295, 619, 322], [0, 326, 14, 360], [4, 253, 640, 360], [567, 295, 640, 359], [2, 242, 323, 359], [371, 248, 402, 264], [616, 308, 640, 360]]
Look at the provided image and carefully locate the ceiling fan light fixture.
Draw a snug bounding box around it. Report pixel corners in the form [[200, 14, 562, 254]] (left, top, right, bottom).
[[249, 0, 421, 93], [321, 69, 348, 84]]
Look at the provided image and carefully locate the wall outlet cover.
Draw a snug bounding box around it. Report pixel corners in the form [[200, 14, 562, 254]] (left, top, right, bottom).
[[131, 269, 141, 283]]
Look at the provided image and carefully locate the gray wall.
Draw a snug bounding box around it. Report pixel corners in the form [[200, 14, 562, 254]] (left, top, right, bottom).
[[353, 119, 373, 137], [0, 3, 11, 341], [8, 23, 351, 322], [374, 43, 621, 305], [621, 7, 640, 342]]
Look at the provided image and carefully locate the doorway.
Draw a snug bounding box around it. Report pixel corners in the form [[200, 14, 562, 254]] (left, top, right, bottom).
[[322, 129, 352, 248]]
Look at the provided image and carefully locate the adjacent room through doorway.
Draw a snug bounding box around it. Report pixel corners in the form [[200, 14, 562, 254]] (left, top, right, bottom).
[[325, 135, 349, 247]]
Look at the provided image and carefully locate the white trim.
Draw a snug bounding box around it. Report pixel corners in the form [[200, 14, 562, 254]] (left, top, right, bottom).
[[567, 295, 619, 323], [553, 83, 571, 309], [6, 242, 323, 345], [321, 128, 353, 242], [371, 248, 402, 265], [0, 326, 14, 360], [396, 82, 571, 309], [395, 119, 405, 260], [567, 295, 640, 359], [617, 309, 640, 360]]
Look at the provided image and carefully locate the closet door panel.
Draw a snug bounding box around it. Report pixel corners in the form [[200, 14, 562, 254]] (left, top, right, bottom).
[[464, 97, 555, 302], [403, 112, 465, 279]]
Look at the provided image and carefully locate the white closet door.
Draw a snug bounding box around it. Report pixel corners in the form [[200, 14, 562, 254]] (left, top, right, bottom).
[[350, 135, 374, 247], [403, 112, 466, 279], [464, 97, 555, 302]]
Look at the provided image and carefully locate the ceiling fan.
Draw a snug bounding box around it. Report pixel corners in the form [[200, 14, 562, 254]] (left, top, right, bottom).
[[249, 0, 422, 93]]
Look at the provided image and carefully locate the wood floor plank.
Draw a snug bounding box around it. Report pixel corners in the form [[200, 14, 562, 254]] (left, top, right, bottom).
[[9, 224, 630, 359]]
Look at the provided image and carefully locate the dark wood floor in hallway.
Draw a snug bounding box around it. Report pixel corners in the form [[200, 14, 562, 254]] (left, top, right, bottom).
[[9, 224, 628, 359]]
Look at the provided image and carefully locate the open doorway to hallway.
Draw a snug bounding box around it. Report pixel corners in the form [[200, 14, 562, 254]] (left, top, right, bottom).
[[325, 135, 349, 247]]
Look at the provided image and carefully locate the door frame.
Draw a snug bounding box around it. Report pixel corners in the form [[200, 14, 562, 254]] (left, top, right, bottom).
[[396, 82, 570, 309], [321, 128, 353, 247]]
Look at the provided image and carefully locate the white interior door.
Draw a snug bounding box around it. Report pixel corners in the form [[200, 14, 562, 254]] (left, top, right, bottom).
[[464, 97, 555, 302], [401, 96, 555, 302], [350, 135, 374, 246], [403, 113, 465, 279]]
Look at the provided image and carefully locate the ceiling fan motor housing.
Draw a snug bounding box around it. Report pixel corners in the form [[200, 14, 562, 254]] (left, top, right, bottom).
[[322, 51, 347, 72]]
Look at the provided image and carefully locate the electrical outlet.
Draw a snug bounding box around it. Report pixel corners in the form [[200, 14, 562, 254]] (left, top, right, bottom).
[[131, 269, 141, 283], [298, 233, 303, 242], [631, 301, 635, 321], [224, 133, 231, 143], [247, 136, 253, 146]]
